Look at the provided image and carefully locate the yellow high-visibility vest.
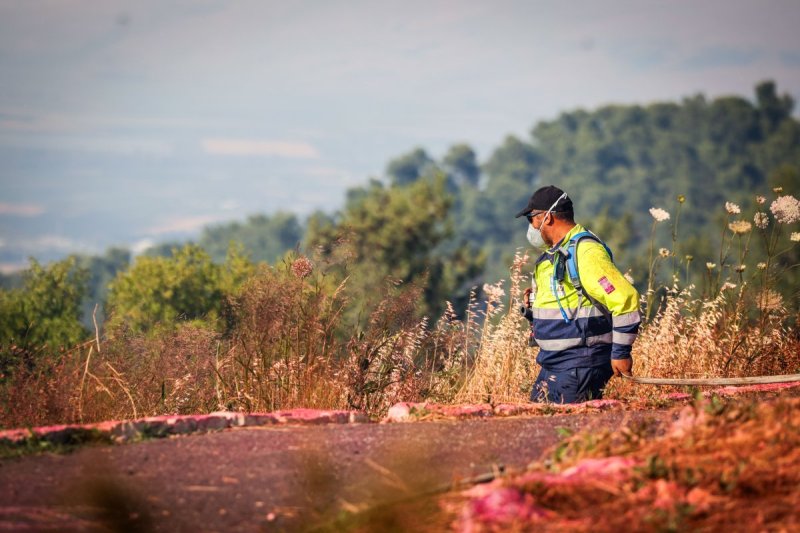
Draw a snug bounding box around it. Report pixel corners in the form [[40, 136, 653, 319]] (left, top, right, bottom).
[[530, 224, 641, 371]]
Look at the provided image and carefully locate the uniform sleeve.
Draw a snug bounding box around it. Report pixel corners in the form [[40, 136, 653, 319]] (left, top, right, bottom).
[[577, 243, 641, 360]]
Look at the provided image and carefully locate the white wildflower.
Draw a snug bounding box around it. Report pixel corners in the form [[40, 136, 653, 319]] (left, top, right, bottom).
[[649, 207, 670, 222], [720, 282, 737, 291], [756, 195, 766, 205], [754, 212, 769, 230], [725, 202, 741, 215], [659, 248, 670, 258], [773, 187, 784, 194], [791, 232, 800, 242], [728, 220, 752, 234], [735, 264, 746, 273], [757, 262, 767, 270], [623, 271, 634, 284], [771, 195, 800, 224], [706, 262, 716, 269]]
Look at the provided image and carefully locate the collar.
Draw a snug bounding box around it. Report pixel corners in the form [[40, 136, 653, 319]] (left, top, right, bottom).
[[545, 223, 584, 256]]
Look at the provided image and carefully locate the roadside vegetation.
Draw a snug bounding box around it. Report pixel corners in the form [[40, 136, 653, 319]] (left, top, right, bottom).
[[443, 393, 800, 532], [1, 81, 799, 428]]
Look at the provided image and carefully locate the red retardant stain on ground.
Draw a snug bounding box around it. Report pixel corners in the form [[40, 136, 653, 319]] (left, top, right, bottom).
[[2, 381, 798, 447], [0, 409, 368, 446], [454, 457, 637, 531], [459, 486, 555, 531], [447, 395, 800, 532]]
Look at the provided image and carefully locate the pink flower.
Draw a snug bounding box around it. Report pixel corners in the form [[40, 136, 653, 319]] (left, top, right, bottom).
[[291, 256, 313, 279], [770, 195, 800, 224]]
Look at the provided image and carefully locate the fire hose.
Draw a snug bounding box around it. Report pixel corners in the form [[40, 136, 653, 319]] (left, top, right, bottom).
[[620, 373, 800, 386]]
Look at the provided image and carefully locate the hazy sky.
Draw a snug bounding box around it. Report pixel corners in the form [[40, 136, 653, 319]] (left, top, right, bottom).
[[1, 0, 799, 269]]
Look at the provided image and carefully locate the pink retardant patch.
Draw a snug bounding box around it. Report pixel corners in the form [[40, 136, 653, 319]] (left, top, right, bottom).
[[580, 399, 622, 410], [244, 413, 280, 426], [273, 409, 367, 424], [459, 487, 554, 531], [458, 455, 637, 531], [383, 403, 493, 422], [664, 392, 692, 401], [29, 424, 73, 436], [88, 420, 124, 432], [560, 456, 636, 480], [385, 400, 625, 422], [1, 409, 368, 446], [598, 276, 616, 294], [514, 457, 636, 488], [0, 429, 30, 444], [714, 382, 800, 396]]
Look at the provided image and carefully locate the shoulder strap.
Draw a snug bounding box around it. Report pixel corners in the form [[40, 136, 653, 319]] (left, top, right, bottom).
[[565, 231, 614, 319], [565, 231, 613, 287]]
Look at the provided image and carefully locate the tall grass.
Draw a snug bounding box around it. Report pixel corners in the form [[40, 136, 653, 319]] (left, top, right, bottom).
[[609, 189, 800, 399], [1, 191, 798, 427]]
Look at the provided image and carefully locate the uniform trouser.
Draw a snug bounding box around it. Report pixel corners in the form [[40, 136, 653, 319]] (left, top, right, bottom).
[[530, 365, 614, 404]]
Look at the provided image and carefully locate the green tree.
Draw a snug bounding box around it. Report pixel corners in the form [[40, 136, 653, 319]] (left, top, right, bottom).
[[106, 244, 253, 334], [386, 147, 436, 187], [0, 257, 89, 368], [306, 174, 483, 323], [198, 212, 303, 264], [443, 143, 481, 188]]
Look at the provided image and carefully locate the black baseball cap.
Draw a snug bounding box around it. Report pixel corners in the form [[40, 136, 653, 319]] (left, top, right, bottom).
[[515, 185, 574, 218]]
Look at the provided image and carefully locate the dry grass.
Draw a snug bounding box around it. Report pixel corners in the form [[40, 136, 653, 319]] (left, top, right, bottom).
[[607, 282, 800, 401], [2, 252, 797, 428], [454, 250, 536, 405], [2, 195, 799, 428], [219, 263, 350, 412]]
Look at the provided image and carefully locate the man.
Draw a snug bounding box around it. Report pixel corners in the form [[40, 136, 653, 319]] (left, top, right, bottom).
[[516, 185, 640, 403]]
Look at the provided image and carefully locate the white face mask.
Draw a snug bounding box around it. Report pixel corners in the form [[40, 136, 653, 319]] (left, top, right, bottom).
[[525, 192, 568, 250], [527, 223, 546, 249]]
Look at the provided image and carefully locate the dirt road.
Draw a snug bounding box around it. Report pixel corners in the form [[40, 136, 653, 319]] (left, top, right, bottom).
[[0, 409, 673, 532]]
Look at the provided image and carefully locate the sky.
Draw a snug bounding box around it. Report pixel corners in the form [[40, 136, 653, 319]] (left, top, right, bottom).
[[1, 0, 799, 270]]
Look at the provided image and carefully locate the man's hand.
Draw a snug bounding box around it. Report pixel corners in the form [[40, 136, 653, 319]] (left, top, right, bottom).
[[611, 358, 633, 377]]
